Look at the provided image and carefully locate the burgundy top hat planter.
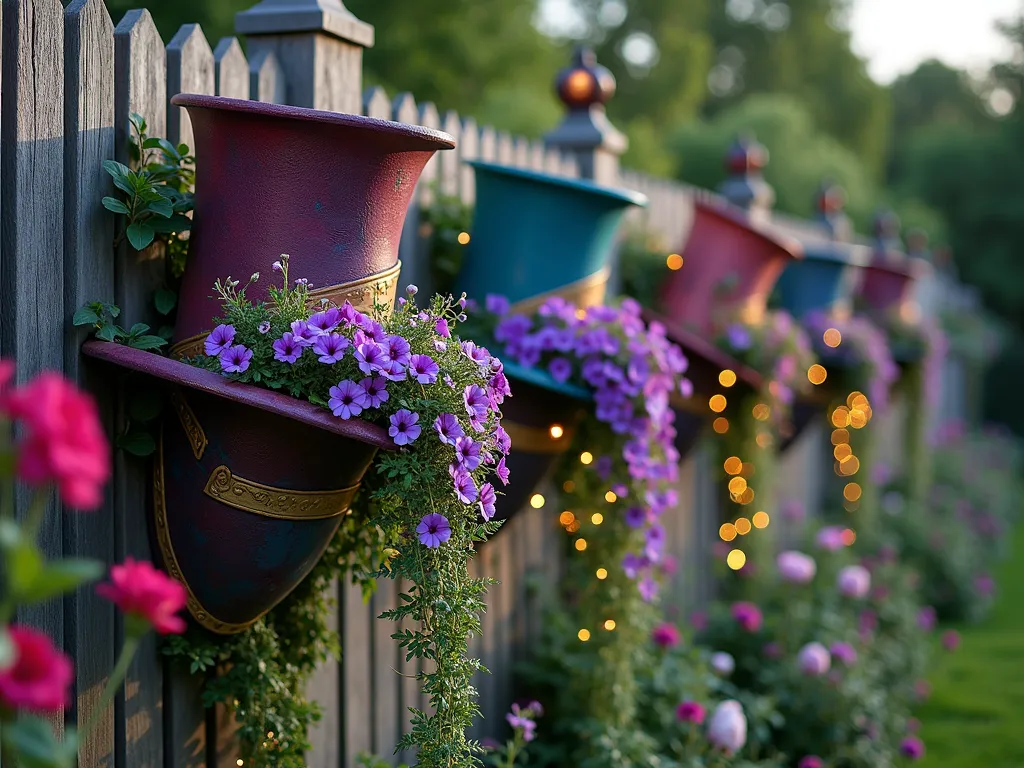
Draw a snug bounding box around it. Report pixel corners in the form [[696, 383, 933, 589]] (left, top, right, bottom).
[[84, 95, 455, 634], [659, 137, 802, 338]]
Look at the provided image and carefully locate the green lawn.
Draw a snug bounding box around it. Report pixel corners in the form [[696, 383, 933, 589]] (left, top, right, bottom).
[[918, 521, 1024, 767]]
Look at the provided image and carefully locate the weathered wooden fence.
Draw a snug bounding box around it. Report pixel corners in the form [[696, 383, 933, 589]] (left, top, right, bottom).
[[0, 1, 974, 766]]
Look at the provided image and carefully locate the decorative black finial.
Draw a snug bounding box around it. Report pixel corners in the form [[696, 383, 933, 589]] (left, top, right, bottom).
[[815, 178, 851, 241], [555, 46, 616, 111], [719, 134, 774, 214]]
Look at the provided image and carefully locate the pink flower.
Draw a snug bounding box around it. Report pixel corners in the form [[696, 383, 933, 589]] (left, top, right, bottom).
[[96, 558, 187, 634], [837, 565, 871, 599], [798, 757, 823, 768], [6, 372, 111, 510], [941, 629, 960, 652], [731, 601, 763, 632], [651, 622, 680, 649], [676, 700, 706, 724], [689, 610, 708, 631], [900, 735, 925, 760], [777, 551, 816, 584], [914, 679, 931, 701], [797, 642, 831, 676], [0, 626, 74, 712], [707, 700, 746, 755], [816, 525, 846, 551]]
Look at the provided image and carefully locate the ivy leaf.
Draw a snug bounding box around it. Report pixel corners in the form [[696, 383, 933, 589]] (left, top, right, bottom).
[[126, 222, 155, 251], [154, 287, 177, 316], [101, 196, 130, 215], [94, 324, 118, 342], [128, 335, 168, 351], [128, 322, 151, 337], [72, 307, 100, 326], [103, 303, 121, 318], [18, 559, 105, 604], [117, 430, 156, 457]]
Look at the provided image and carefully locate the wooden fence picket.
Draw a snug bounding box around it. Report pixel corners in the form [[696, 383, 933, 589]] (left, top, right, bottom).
[[212, 38, 248, 100], [166, 24, 214, 151]]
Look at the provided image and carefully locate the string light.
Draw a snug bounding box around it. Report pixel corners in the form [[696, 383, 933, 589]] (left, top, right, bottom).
[[724, 456, 743, 475], [841, 529, 857, 546], [713, 417, 729, 434], [575, 538, 587, 551], [720, 523, 738, 541], [752, 403, 771, 421], [596, 568, 608, 580], [844, 483, 862, 502], [752, 511, 770, 529], [591, 512, 604, 525], [604, 619, 617, 631], [567, 520, 581, 533], [850, 410, 868, 429], [727, 476, 748, 495], [831, 428, 850, 445], [834, 443, 853, 460], [578, 629, 591, 641], [549, 424, 564, 439], [726, 549, 746, 570], [839, 456, 861, 475], [740, 462, 755, 478], [559, 511, 575, 526], [563, 480, 575, 493], [709, 394, 728, 413], [831, 407, 851, 428], [808, 364, 827, 385], [580, 451, 593, 465], [530, 494, 545, 508], [735, 517, 752, 535], [719, 369, 737, 387], [605, 491, 618, 503], [755, 432, 773, 449], [823, 328, 842, 348], [739, 487, 755, 505], [457, 231, 471, 245], [666, 253, 684, 270]]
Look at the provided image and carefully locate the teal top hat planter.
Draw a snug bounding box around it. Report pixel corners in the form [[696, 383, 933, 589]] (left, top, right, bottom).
[[456, 160, 647, 522]]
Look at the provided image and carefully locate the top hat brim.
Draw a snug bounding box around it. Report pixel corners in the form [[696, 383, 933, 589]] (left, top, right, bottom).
[[82, 340, 394, 450]]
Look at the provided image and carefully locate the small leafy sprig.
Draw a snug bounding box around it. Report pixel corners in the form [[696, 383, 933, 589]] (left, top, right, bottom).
[[485, 702, 543, 767], [73, 301, 167, 350]]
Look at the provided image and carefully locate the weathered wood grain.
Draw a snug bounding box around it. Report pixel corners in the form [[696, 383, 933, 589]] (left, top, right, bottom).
[[166, 23, 214, 152], [496, 131, 514, 165], [513, 136, 530, 169], [478, 125, 497, 164], [371, 579, 401, 764], [306, 579, 341, 768], [249, 47, 286, 104], [213, 37, 248, 99], [341, 579, 374, 764], [416, 101, 441, 209], [458, 116, 479, 205], [439, 110, 461, 198]]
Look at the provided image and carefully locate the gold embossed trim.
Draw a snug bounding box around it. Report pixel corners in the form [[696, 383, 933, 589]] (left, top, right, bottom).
[[153, 434, 257, 634], [508, 266, 610, 317], [203, 465, 357, 521], [503, 420, 574, 454], [171, 389, 208, 460], [169, 261, 402, 360]]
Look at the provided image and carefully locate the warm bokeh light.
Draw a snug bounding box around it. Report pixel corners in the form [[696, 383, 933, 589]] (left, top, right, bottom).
[[823, 328, 842, 348], [719, 369, 737, 387], [844, 500, 859, 513], [578, 629, 591, 641], [724, 456, 743, 475], [727, 549, 747, 570], [596, 568, 608, 580], [720, 523, 738, 541], [752, 511, 770, 529], [844, 482, 862, 501], [728, 476, 748, 495], [834, 443, 853, 460], [559, 511, 575, 526], [457, 231, 471, 245], [567, 520, 581, 533], [563, 480, 575, 493], [735, 517, 752, 535], [605, 491, 617, 503], [530, 494, 545, 508], [549, 423, 564, 439], [832, 407, 851, 428], [710, 394, 728, 413], [580, 451, 594, 465], [839, 455, 861, 476], [808, 364, 827, 385], [740, 462, 755, 478], [666, 253, 683, 270], [752, 403, 771, 421], [755, 432, 773, 449], [849, 410, 868, 429], [575, 538, 587, 551], [591, 512, 604, 525], [604, 619, 617, 631], [841, 528, 857, 546], [738, 487, 755, 505], [831, 428, 850, 445], [713, 417, 729, 434], [846, 391, 864, 407]]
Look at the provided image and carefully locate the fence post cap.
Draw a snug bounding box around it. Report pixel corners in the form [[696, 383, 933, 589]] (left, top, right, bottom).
[[815, 178, 851, 241], [545, 46, 627, 155], [718, 133, 774, 213], [236, 0, 374, 47]]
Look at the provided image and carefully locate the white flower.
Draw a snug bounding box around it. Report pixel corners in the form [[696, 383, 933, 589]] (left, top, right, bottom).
[[707, 700, 747, 755], [710, 652, 735, 676]]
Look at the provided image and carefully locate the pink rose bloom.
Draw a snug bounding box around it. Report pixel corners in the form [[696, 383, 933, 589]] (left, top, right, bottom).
[[707, 700, 747, 755], [942, 629, 960, 652], [815, 525, 846, 552], [5, 372, 111, 510], [0, 626, 74, 712], [97, 558, 188, 635], [676, 700, 706, 724], [777, 551, 816, 584], [797, 642, 831, 676], [837, 565, 871, 599], [731, 602, 763, 632], [651, 622, 681, 649]]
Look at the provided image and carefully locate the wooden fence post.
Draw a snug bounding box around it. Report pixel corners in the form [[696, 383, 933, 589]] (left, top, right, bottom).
[[235, 0, 373, 115]]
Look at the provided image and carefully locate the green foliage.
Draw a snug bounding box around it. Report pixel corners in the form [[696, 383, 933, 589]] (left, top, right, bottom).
[[74, 302, 168, 351], [421, 190, 474, 298]]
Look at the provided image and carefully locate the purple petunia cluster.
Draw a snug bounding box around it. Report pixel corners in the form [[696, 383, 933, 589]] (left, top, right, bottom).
[[484, 293, 691, 600]]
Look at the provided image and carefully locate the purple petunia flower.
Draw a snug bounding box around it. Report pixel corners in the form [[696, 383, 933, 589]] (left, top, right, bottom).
[[258, 321, 271, 334], [273, 332, 303, 364], [434, 413, 465, 446], [313, 333, 350, 364], [494, 426, 511, 454], [361, 319, 388, 344], [464, 384, 489, 421], [544, 356, 572, 383], [386, 335, 412, 367], [485, 294, 510, 316], [899, 736, 925, 760], [435, 317, 451, 338], [205, 324, 236, 357], [379, 358, 408, 382], [388, 409, 421, 446], [479, 482, 497, 520], [289, 320, 319, 347], [409, 354, 439, 384], [338, 303, 364, 328], [494, 315, 532, 344], [452, 467, 478, 504], [496, 456, 510, 486], [726, 323, 752, 351], [638, 576, 658, 602], [830, 641, 858, 666], [622, 553, 645, 579], [417, 513, 451, 548], [354, 341, 389, 374], [328, 380, 369, 420], [624, 506, 646, 529], [359, 376, 389, 408], [455, 436, 482, 471], [219, 344, 252, 373], [307, 308, 341, 335]]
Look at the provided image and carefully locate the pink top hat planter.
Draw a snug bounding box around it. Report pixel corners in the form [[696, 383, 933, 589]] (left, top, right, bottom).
[[84, 95, 454, 633], [659, 135, 802, 338], [858, 209, 931, 316]]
